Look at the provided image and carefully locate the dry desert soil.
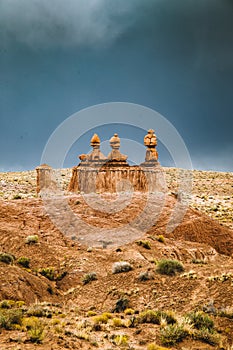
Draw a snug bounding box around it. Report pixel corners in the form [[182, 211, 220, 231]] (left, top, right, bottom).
[[0, 167, 233, 350]]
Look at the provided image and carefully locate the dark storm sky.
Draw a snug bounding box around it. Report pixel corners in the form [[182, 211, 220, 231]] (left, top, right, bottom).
[[0, 0, 233, 171]]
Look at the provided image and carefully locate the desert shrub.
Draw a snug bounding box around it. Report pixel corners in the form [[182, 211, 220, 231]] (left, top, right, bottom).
[[0, 300, 15, 309], [39, 267, 67, 282], [137, 310, 160, 324], [92, 312, 112, 330], [40, 267, 55, 281], [191, 258, 206, 264], [92, 312, 112, 325], [186, 311, 214, 330], [147, 344, 168, 350], [87, 310, 97, 317], [136, 240, 151, 249], [138, 271, 149, 281], [15, 301, 25, 308], [0, 252, 15, 265], [124, 308, 135, 315], [208, 273, 233, 283], [112, 261, 133, 274], [24, 317, 45, 343], [193, 328, 221, 345], [138, 271, 154, 281], [76, 331, 89, 340], [180, 270, 197, 279], [156, 235, 165, 243], [202, 300, 217, 315], [17, 256, 30, 268], [56, 271, 67, 281], [0, 300, 25, 310], [51, 318, 60, 325], [137, 310, 176, 325], [27, 305, 52, 318], [25, 235, 38, 244], [112, 334, 128, 346], [13, 194, 22, 199], [82, 272, 97, 285], [112, 317, 125, 328], [0, 309, 23, 330], [219, 307, 233, 319], [112, 298, 129, 313], [160, 324, 189, 346], [156, 259, 184, 276]]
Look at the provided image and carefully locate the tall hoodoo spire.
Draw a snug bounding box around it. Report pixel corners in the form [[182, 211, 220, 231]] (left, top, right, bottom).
[[143, 129, 159, 164]]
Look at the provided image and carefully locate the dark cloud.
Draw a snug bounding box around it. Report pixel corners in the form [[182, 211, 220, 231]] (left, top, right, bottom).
[[0, 0, 233, 171], [0, 0, 142, 48]]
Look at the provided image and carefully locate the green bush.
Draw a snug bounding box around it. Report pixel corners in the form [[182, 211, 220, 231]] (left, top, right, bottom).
[[160, 324, 189, 346], [147, 344, 168, 350], [0, 309, 23, 330], [156, 259, 184, 276], [136, 240, 151, 249], [137, 310, 176, 325], [193, 327, 221, 345], [124, 308, 135, 315], [82, 272, 97, 285], [25, 235, 38, 244], [40, 267, 55, 281], [17, 256, 30, 268], [92, 312, 112, 326], [25, 317, 45, 343], [157, 235, 165, 243], [0, 252, 15, 265], [27, 305, 52, 318], [39, 267, 67, 281], [56, 271, 67, 281], [13, 194, 22, 199], [112, 334, 128, 346], [0, 300, 15, 309], [191, 258, 206, 265], [186, 311, 214, 330]]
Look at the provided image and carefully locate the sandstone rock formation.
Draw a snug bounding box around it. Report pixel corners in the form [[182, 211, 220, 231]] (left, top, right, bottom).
[[68, 131, 166, 194], [36, 130, 165, 194], [36, 163, 55, 194], [142, 129, 159, 165], [78, 133, 107, 165], [107, 133, 128, 166]]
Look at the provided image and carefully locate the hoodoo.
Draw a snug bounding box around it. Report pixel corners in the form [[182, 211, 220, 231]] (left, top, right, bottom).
[[37, 130, 167, 194]]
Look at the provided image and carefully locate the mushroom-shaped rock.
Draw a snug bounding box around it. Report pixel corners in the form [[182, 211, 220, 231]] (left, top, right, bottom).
[[91, 133, 100, 146], [143, 129, 159, 163], [107, 133, 128, 163], [109, 133, 121, 149], [79, 133, 106, 164]]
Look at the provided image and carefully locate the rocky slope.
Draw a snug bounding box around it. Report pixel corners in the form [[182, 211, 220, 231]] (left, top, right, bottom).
[[0, 168, 233, 349]]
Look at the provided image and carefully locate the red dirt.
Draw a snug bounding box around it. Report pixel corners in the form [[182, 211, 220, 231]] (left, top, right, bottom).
[[0, 193, 233, 349]]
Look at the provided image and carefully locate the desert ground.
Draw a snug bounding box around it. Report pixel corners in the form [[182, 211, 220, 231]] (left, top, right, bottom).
[[0, 167, 233, 349]]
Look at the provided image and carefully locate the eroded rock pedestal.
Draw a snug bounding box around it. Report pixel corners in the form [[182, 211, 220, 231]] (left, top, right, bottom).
[[68, 164, 166, 194], [68, 131, 167, 194], [36, 164, 55, 194]]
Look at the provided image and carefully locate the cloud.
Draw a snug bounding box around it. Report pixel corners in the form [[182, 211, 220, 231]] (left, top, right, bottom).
[[1, 0, 233, 59], [0, 0, 142, 49]]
